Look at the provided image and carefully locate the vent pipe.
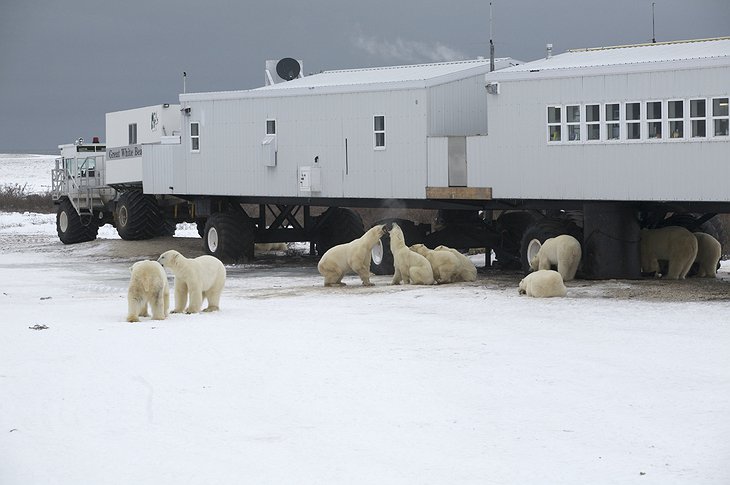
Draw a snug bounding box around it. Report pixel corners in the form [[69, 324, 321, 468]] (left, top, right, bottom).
[[489, 2, 495, 71], [546, 43, 553, 59]]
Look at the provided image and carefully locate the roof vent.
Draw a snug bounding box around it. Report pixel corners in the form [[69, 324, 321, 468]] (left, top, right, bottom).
[[546, 43, 553, 59]]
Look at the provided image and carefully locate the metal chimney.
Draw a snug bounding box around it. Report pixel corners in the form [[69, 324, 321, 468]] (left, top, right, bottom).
[[546, 43, 553, 59]]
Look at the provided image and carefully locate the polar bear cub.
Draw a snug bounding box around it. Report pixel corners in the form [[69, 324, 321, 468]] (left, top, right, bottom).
[[127, 260, 170, 322], [157, 250, 226, 313], [693, 232, 721, 278], [518, 269, 567, 298], [640, 226, 698, 280], [529, 234, 582, 281], [318, 224, 386, 286], [388, 223, 434, 285]]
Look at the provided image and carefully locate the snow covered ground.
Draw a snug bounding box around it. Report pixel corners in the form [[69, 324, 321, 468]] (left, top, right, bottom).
[[1, 157, 730, 484]]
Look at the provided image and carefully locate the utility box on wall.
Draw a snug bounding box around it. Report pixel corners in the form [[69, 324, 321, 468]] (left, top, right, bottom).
[[298, 166, 321, 193]]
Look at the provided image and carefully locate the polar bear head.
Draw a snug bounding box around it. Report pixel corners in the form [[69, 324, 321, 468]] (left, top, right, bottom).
[[387, 222, 405, 246], [157, 249, 182, 269]]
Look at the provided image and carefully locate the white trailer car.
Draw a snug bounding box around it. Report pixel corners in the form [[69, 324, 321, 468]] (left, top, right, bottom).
[[52, 39, 730, 279]]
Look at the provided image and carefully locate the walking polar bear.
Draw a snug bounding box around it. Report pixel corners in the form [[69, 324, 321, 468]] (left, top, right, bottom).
[[318, 224, 386, 286], [518, 269, 567, 298], [410, 244, 477, 283], [157, 250, 226, 313], [127, 260, 169, 322], [693, 232, 721, 278], [388, 223, 434, 285], [529, 234, 582, 282], [640, 226, 698, 279]]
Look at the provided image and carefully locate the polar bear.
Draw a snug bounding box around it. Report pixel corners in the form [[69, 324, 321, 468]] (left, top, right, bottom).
[[518, 269, 567, 298], [317, 224, 386, 286], [434, 245, 478, 282], [157, 250, 226, 313], [127, 260, 169, 322], [388, 223, 434, 285], [409, 244, 461, 283], [693, 232, 721, 278], [640, 226, 698, 280], [529, 234, 582, 281], [255, 242, 288, 252]]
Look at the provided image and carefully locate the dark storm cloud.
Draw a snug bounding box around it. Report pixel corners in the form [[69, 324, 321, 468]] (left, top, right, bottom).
[[0, 0, 727, 153]]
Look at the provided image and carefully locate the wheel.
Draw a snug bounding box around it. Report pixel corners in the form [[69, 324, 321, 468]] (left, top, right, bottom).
[[56, 197, 99, 244], [520, 218, 583, 273], [196, 219, 206, 238], [157, 218, 177, 237], [314, 208, 365, 256], [114, 190, 165, 240], [203, 212, 255, 263], [492, 211, 537, 269], [369, 219, 424, 275]]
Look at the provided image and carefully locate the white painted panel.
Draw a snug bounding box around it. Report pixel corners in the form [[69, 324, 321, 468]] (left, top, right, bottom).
[[427, 137, 448, 187]]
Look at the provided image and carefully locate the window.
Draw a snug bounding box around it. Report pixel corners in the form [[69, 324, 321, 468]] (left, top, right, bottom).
[[266, 119, 276, 135], [547, 106, 561, 142], [712, 97, 729, 136], [605, 103, 619, 140], [668, 100, 684, 138], [626, 102, 641, 140], [647, 101, 662, 139], [690, 99, 706, 138], [374, 115, 385, 148], [586, 104, 600, 140], [566, 105, 580, 141], [190, 122, 200, 152], [128, 123, 137, 145]]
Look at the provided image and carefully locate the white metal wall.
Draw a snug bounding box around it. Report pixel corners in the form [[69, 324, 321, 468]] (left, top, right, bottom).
[[472, 65, 730, 201], [155, 89, 431, 199], [106, 104, 180, 148], [428, 75, 488, 136]]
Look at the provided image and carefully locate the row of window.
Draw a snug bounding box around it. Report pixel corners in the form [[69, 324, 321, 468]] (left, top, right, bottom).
[[547, 97, 729, 143], [188, 116, 387, 153]]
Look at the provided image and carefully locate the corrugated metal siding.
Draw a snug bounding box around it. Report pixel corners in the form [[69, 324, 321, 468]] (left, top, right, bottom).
[[473, 64, 730, 201], [176, 88, 429, 199], [143, 143, 182, 194], [428, 75, 488, 136]]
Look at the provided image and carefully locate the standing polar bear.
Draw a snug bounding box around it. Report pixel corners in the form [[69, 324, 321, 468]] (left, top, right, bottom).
[[518, 269, 567, 298], [157, 250, 226, 313], [127, 260, 170, 322], [317, 224, 386, 286], [693, 232, 721, 278], [388, 223, 434, 285], [529, 234, 582, 282], [640, 226, 698, 280]]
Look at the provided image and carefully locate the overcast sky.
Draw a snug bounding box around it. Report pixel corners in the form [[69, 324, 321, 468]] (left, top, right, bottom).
[[0, 0, 728, 153]]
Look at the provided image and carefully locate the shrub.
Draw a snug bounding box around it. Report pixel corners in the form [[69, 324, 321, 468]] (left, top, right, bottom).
[[0, 183, 54, 213]]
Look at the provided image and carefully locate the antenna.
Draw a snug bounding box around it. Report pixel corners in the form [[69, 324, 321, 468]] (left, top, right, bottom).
[[652, 2, 656, 43], [489, 2, 495, 72], [183, 71, 187, 94]]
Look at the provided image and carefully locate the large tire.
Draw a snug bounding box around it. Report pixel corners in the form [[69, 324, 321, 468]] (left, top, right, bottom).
[[314, 208, 365, 256], [56, 197, 99, 244], [115, 190, 164, 240], [370, 219, 424, 275], [492, 211, 537, 269], [203, 212, 255, 263], [520, 218, 583, 273]]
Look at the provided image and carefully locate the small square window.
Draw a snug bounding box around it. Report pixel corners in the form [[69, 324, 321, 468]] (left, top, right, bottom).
[[266, 119, 276, 135], [190, 122, 200, 152]]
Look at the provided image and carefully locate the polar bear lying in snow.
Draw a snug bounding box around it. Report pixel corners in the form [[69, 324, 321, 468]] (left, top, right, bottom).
[[434, 245, 477, 282], [529, 234, 582, 281], [127, 260, 169, 322], [157, 250, 226, 313], [518, 269, 567, 298], [317, 224, 386, 286], [388, 223, 434, 285], [410, 244, 476, 283]]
